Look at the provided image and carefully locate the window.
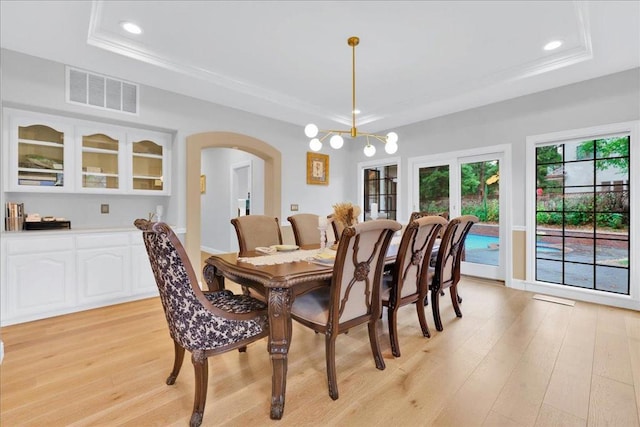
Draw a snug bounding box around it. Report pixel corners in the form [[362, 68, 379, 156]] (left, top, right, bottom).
[[530, 127, 633, 299]]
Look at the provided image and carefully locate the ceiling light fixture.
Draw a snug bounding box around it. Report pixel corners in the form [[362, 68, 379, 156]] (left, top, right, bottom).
[[121, 21, 143, 35], [543, 40, 563, 51], [305, 37, 398, 157]]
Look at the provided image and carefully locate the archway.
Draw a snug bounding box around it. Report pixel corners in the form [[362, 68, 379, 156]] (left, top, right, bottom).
[[185, 132, 282, 272]]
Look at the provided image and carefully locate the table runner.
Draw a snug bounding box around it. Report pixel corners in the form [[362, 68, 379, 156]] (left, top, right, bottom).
[[238, 249, 334, 266]]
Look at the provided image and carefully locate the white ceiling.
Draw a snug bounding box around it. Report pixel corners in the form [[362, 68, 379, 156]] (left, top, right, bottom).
[[1, 1, 639, 133]]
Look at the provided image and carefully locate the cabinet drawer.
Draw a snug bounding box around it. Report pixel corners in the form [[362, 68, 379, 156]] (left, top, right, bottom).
[[76, 233, 129, 249], [7, 237, 73, 254]]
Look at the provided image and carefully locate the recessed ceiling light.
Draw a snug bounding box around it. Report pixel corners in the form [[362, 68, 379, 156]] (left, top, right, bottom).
[[543, 40, 563, 51], [121, 21, 142, 35]]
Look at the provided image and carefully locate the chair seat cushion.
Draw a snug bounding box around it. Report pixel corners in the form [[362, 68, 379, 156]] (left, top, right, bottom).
[[175, 290, 268, 351], [291, 287, 330, 326], [204, 290, 267, 313]]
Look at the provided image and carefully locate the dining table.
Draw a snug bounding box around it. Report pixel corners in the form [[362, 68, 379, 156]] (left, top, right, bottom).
[[202, 236, 436, 419]]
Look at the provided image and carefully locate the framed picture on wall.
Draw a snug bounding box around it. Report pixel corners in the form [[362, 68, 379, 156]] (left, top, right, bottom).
[[200, 174, 206, 194], [306, 152, 329, 185]]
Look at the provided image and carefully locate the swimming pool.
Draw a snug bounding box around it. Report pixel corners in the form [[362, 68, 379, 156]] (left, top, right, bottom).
[[465, 233, 498, 250]]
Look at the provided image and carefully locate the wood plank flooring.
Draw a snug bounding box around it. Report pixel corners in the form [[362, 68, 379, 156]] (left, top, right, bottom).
[[2, 271, 639, 426]]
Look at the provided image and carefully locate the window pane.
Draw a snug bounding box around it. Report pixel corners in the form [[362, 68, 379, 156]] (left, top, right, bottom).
[[536, 259, 562, 284], [595, 265, 628, 294], [564, 262, 593, 288], [419, 165, 449, 214]]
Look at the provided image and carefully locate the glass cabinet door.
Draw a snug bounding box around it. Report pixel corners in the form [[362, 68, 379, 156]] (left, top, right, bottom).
[[80, 132, 121, 190], [131, 139, 164, 191], [16, 124, 66, 189]]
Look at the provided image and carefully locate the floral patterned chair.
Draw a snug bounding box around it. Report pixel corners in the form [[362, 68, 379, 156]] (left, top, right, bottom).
[[134, 219, 269, 427]]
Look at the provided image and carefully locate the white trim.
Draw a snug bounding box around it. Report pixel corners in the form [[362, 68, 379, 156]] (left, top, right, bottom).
[[511, 279, 640, 311], [525, 120, 639, 310]]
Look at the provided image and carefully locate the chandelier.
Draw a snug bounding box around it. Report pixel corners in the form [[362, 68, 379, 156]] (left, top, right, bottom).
[[304, 36, 398, 157]]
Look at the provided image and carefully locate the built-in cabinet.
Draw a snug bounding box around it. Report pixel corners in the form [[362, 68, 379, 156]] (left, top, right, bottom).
[[4, 108, 171, 195], [1, 228, 164, 325]]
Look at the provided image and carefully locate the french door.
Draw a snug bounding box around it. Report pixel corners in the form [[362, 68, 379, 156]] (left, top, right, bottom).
[[410, 147, 509, 280]]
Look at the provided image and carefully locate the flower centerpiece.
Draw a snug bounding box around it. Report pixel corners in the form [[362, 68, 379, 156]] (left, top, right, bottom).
[[332, 202, 361, 227]]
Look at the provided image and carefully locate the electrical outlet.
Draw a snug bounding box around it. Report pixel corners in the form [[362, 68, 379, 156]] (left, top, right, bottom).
[[101, 204, 109, 214], [290, 204, 299, 211]]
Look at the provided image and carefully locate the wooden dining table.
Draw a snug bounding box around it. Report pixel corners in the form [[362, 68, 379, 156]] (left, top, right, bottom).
[[202, 237, 435, 420], [203, 244, 334, 419]]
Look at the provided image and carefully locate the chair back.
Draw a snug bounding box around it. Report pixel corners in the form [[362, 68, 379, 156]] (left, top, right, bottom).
[[287, 213, 320, 246], [432, 215, 478, 291], [135, 219, 224, 351], [328, 214, 346, 244], [231, 215, 282, 256], [329, 219, 401, 328], [392, 216, 448, 301]]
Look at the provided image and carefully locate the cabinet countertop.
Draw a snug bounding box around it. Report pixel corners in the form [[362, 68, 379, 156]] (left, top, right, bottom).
[[1, 225, 185, 238]]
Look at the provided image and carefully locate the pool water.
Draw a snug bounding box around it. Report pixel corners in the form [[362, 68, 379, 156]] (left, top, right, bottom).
[[465, 234, 498, 250], [465, 233, 562, 253]]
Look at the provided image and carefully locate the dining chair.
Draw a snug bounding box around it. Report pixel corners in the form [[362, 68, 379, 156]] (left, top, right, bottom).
[[381, 215, 448, 357], [428, 215, 478, 331], [287, 213, 320, 246], [328, 214, 346, 244], [134, 219, 269, 427], [290, 219, 402, 400], [231, 215, 283, 256]]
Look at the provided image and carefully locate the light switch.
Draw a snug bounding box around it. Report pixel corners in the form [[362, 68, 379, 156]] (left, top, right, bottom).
[[290, 204, 299, 211]]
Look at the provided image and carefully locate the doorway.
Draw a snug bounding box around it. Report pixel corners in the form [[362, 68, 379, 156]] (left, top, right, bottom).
[[185, 132, 281, 272], [409, 145, 511, 281]]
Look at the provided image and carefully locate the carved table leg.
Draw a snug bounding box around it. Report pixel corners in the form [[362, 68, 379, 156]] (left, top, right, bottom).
[[203, 264, 225, 291], [267, 287, 293, 420]]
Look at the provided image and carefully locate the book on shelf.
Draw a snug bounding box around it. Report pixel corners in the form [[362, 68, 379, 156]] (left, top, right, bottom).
[[18, 179, 56, 186], [18, 174, 57, 181]]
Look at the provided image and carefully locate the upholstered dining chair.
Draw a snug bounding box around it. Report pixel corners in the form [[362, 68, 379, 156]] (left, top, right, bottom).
[[428, 215, 478, 331], [287, 213, 320, 246], [134, 219, 269, 427], [381, 215, 448, 357], [231, 215, 283, 256], [290, 219, 402, 400], [328, 214, 346, 244]]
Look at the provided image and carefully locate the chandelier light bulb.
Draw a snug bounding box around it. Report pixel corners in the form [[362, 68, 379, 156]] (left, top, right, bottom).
[[305, 123, 319, 138], [329, 134, 344, 149], [385, 141, 398, 154], [309, 138, 322, 152], [363, 144, 376, 157], [386, 132, 398, 144]]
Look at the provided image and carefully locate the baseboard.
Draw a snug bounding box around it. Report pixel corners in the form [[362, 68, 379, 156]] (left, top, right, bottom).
[[509, 279, 639, 311]]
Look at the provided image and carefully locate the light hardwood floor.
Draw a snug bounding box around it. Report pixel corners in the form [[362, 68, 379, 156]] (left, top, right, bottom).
[[2, 272, 639, 426]]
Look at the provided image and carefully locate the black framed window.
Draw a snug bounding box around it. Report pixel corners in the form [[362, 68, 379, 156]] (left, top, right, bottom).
[[535, 135, 630, 295]]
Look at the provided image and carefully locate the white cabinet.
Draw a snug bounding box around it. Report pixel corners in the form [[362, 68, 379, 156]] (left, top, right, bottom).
[[76, 233, 130, 302], [4, 236, 76, 320], [128, 129, 171, 194], [131, 233, 157, 295], [76, 125, 126, 192], [5, 111, 74, 192], [1, 229, 159, 325], [3, 108, 172, 195]]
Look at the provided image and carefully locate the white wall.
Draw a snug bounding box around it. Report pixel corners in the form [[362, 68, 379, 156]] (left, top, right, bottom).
[[348, 68, 640, 226], [2, 48, 638, 236], [201, 148, 265, 253], [0, 49, 351, 231]]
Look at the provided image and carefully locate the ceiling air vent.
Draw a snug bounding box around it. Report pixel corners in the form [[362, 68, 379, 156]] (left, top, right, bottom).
[[66, 66, 139, 115]]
